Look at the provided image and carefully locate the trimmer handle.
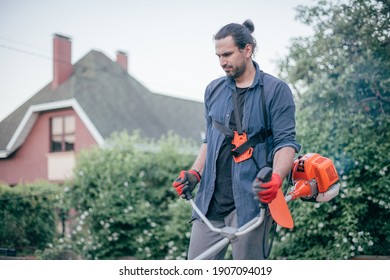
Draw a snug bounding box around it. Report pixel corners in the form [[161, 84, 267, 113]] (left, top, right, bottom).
[[173, 176, 195, 200], [257, 166, 272, 182], [183, 185, 194, 200], [255, 166, 273, 208]]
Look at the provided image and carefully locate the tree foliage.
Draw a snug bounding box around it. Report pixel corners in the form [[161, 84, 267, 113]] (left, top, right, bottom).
[[62, 132, 197, 259], [28, 0, 390, 260], [272, 0, 390, 259], [0, 182, 62, 255]]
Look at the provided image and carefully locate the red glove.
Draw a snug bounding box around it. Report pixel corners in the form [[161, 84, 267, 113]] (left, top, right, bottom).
[[252, 173, 282, 203], [172, 170, 201, 199]]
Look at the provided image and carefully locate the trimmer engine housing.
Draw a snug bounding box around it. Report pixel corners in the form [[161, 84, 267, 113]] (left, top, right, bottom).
[[290, 153, 340, 202]]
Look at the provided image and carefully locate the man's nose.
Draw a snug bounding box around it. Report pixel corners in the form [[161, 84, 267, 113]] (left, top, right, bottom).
[[219, 57, 227, 67]]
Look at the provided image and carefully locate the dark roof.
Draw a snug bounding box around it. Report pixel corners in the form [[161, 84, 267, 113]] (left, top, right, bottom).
[[0, 50, 205, 154]]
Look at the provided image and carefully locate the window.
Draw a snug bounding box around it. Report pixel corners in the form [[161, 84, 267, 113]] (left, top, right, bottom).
[[50, 115, 75, 152]]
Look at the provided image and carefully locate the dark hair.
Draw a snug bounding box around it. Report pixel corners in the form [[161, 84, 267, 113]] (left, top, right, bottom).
[[214, 19, 257, 52]]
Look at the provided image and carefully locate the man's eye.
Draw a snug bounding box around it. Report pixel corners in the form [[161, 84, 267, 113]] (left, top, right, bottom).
[[216, 52, 232, 58]]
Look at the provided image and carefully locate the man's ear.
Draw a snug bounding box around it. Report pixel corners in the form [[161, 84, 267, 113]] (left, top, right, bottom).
[[244, 44, 253, 58]]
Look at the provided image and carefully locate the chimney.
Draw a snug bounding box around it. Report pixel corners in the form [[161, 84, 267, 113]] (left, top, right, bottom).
[[52, 34, 72, 89], [116, 50, 128, 72]]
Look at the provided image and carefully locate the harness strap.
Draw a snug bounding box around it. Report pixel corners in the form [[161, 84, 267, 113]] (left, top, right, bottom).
[[231, 128, 272, 157], [212, 71, 272, 161], [232, 90, 244, 135], [212, 120, 272, 157], [212, 120, 234, 138]]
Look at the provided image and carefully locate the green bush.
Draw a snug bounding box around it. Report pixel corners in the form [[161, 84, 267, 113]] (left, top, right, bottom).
[[0, 182, 62, 255], [271, 114, 390, 260], [272, 0, 390, 259], [64, 132, 197, 259]]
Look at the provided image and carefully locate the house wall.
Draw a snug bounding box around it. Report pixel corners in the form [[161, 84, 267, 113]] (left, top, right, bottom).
[[0, 108, 97, 185]]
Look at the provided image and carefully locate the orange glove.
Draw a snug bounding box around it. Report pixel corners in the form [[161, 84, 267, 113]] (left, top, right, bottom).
[[252, 173, 282, 203], [172, 170, 201, 199]]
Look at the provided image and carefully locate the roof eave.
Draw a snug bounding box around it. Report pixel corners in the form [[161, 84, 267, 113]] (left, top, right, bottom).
[[0, 98, 105, 158]]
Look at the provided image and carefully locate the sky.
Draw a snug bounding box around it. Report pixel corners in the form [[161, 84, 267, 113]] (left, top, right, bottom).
[[0, 0, 315, 121]]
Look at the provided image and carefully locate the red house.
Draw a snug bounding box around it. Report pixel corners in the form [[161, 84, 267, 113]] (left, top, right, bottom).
[[0, 34, 204, 185]]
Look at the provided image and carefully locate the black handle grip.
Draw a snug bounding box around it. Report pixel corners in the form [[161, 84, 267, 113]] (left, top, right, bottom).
[[182, 183, 194, 200], [257, 166, 272, 182], [256, 166, 273, 208]]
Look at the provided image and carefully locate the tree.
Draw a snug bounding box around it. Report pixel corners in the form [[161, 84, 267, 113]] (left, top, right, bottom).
[[62, 132, 197, 259], [273, 0, 390, 259], [0, 182, 62, 255]]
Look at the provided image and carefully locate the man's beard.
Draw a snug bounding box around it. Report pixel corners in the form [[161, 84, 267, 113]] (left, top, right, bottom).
[[225, 60, 246, 79]]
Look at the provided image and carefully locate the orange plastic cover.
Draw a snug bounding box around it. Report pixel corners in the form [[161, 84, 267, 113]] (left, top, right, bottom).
[[231, 131, 253, 163], [292, 153, 339, 193], [269, 189, 294, 229]]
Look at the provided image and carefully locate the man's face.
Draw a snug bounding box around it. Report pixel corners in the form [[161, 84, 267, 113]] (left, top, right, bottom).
[[215, 36, 249, 79]]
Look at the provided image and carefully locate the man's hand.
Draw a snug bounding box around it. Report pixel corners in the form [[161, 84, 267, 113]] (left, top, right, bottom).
[[172, 170, 201, 199], [252, 173, 282, 203]]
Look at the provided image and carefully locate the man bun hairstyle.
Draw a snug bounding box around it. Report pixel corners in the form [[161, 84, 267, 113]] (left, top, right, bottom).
[[242, 19, 255, 33], [214, 19, 257, 53]]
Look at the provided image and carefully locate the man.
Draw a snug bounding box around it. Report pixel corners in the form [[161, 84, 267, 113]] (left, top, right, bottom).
[[173, 19, 300, 259]]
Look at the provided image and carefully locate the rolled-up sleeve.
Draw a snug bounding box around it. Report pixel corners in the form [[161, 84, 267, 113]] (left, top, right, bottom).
[[202, 85, 212, 144], [269, 82, 301, 157]]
